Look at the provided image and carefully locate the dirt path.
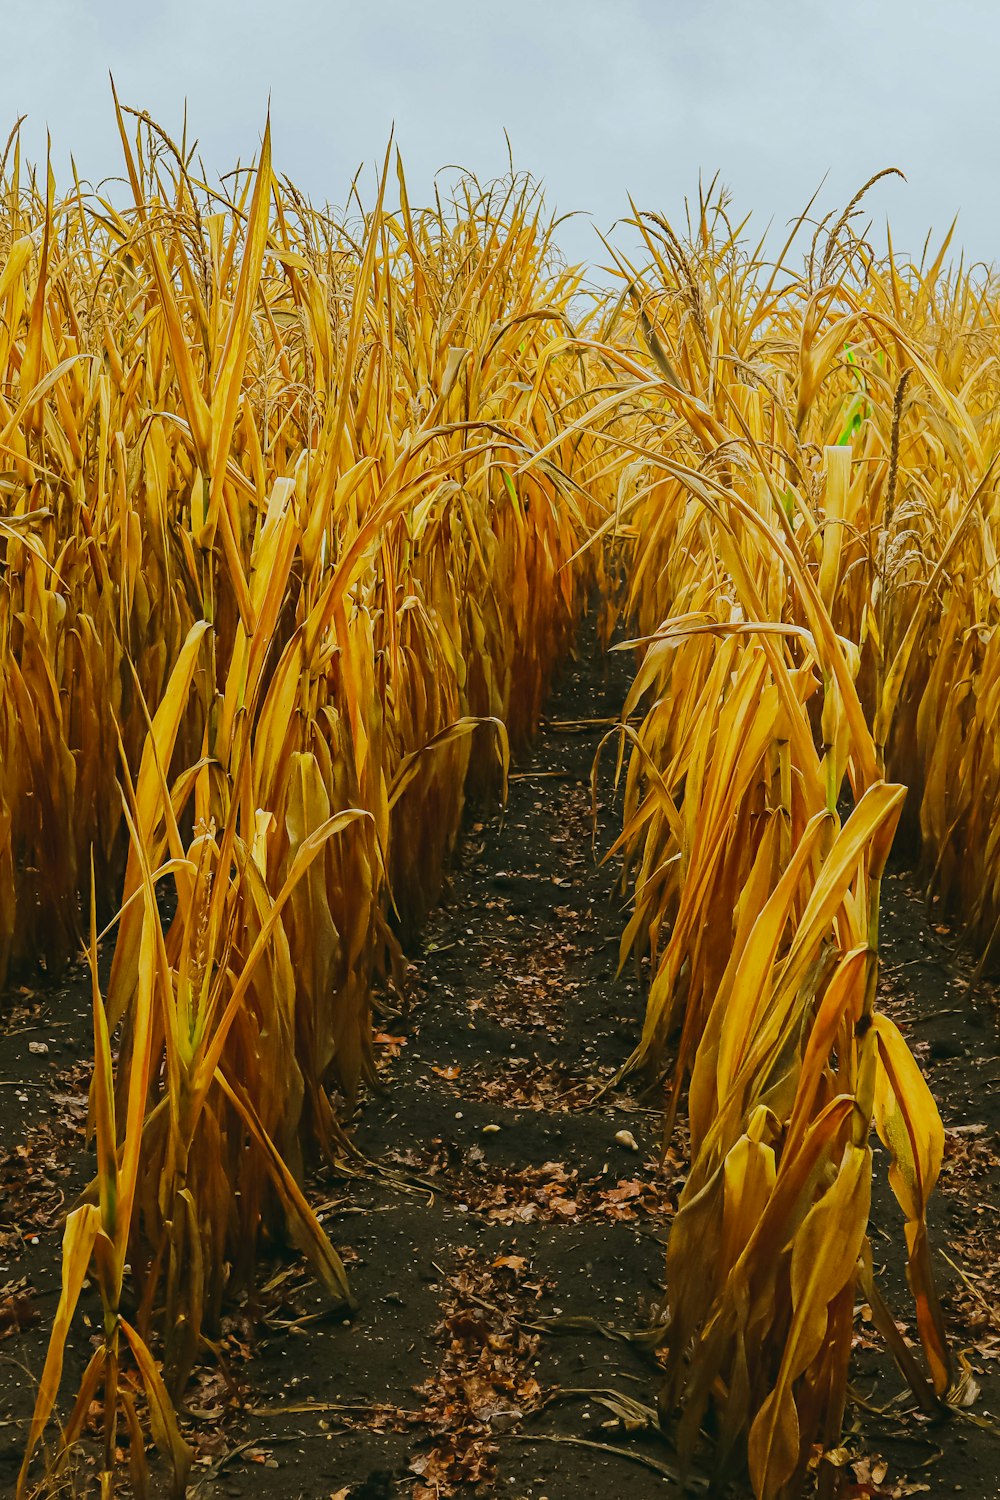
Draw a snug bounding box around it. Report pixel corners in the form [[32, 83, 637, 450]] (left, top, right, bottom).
[[1, 634, 1000, 1498], [201, 631, 687, 1498]]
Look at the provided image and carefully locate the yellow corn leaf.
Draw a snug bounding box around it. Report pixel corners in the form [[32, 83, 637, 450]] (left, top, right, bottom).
[[114, 882, 158, 1270], [194, 808, 372, 1095], [873, 1012, 951, 1394], [819, 444, 851, 609], [120, 1317, 193, 1499], [387, 716, 510, 812], [772, 784, 904, 1010], [88, 858, 118, 1237], [18, 1205, 102, 1496], [214, 1068, 354, 1308], [785, 946, 868, 1149], [720, 1127, 777, 1276], [107, 619, 210, 1029], [0, 234, 32, 302], [748, 1143, 871, 1498], [111, 83, 211, 463]]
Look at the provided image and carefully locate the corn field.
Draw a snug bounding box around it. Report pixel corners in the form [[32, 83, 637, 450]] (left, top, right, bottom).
[[2, 115, 999, 1499]]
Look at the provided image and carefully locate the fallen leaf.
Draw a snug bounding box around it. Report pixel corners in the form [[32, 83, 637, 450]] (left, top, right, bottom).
[[493, 1256, 527, 1274]]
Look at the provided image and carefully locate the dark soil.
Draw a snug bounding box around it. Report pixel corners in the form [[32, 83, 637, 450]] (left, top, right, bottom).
[[1, 634, 999, 1499]]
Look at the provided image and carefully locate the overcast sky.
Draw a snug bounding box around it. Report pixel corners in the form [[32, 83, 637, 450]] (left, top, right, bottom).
[[8, 1, 997, 273]]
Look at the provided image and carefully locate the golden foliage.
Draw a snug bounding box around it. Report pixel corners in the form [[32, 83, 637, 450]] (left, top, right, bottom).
[[571, 183, 994, 1496], [3, 112, 610, 1492]]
